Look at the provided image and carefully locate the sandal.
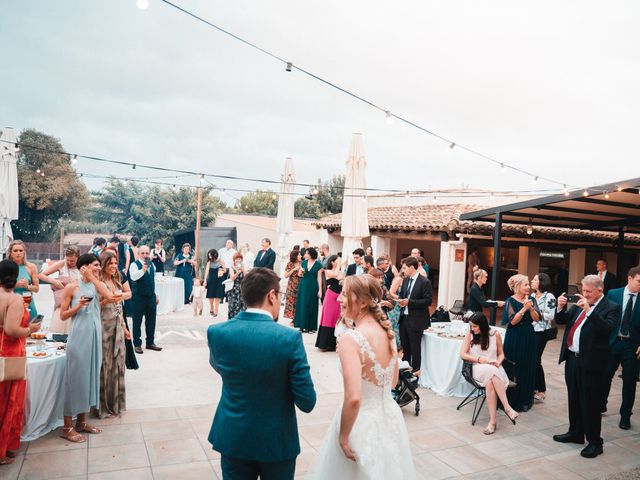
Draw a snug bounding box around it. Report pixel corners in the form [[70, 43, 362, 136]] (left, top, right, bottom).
[[506, 409, 519, 425], [75, 422, 102, 434], [534, 392, 546, 401], [60, 427, 86, 443], [5, 451, 16, 458], [483, 423, 496, 435], [0, 457, 14, 465]]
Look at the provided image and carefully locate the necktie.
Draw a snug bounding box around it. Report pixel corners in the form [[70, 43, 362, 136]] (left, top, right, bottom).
[[621, 293, 635, 336], [566, 309, 587, 348], [406, 278, 414, 298], [599, 271, 603, 280]]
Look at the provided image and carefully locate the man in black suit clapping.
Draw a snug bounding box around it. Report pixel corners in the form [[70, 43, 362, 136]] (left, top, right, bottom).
[[398, 256, 432, 376], [553, 275, 619, 459], [254, 238, 276, 270]]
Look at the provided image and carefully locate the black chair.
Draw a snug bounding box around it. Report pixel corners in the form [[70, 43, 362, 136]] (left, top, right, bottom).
[[449, 300, 466, 320], [456, 358, 516, 425]]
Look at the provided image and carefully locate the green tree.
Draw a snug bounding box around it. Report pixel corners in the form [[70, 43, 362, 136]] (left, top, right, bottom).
[[235, 190, 278, 215], [294, 197, 322, 218], [91, 179, 225, 252], [313, 175, 345, 215], [12, 129, 89, 241]]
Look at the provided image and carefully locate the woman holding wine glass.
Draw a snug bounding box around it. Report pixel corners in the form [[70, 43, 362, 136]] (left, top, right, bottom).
[[174, 243, 196, 304], [6, 240, 39, 320]]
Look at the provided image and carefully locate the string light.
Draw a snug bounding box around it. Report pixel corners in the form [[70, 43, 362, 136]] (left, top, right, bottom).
[[72, 154, 77, 164], [500, 163, 506, 173], [272, 193, 277, 200], [149, 0, 580, 190], [285, 62, 292, 72], [199, 174, 205, 186], [447, 142, 455, 152], [132, 164, 136, 170], [604, 191, 610, 199], [532, 176, 538, 185], [563, 184, 569, 196], [36, 168, 40, 173], [583, 189, 589, 197], [526, 219, 533, 235], [616, 185, 622, 192], [385, 111, 393, 125], [137, 0, 149, 10], [312, 187, 319, 195]]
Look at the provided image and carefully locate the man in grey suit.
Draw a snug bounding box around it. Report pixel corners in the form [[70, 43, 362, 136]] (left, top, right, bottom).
[[208, 268, 316, 479]]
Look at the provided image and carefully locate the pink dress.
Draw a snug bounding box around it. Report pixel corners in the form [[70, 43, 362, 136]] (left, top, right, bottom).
[[469, 331, 509, 387]]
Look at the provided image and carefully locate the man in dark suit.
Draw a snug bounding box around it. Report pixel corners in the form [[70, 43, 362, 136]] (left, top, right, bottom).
[[603, 266, 640, 430], [129, 245, 162, 353], [553, 275, 619, 458], [594, 258, 618, 295], [208, 268, 316, 479], [345, 248, 365, 276], [398, 256, 432, 375], [254, 238, 276, 270]]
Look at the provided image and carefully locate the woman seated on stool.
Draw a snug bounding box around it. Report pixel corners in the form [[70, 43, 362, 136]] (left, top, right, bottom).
[[460, 312, 519, 434]]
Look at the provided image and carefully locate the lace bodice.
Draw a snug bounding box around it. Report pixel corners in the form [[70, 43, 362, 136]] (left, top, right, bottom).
[[340, 329, 397, 388]]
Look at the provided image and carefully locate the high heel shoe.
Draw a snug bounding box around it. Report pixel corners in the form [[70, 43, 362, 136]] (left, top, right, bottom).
[[483, 423, 496, 435], [506, 408, 519, 425]]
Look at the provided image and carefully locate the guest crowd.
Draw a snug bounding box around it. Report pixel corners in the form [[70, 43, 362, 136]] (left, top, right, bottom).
[[1, 229, 639, 467]]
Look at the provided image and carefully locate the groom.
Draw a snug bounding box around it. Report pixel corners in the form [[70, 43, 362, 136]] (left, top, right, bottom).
[[208, 267, 316, 479]]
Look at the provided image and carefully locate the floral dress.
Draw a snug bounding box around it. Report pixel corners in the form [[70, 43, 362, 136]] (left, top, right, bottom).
[[227, 271, 245, 319], [284, 261, 301, 320]]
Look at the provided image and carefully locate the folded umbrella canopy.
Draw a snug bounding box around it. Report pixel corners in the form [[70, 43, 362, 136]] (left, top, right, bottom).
[[0, 127, 19, 256], [341, 133, 369, 266], [276, 157, 295, 276]]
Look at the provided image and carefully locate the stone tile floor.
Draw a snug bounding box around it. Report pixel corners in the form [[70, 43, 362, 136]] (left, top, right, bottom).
[[3, 302, 639, 480]]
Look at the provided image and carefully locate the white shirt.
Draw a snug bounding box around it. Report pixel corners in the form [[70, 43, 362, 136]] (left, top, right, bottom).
[[619, 286, 637, 337], [219, 247, 236, 269], [245, 307, 274, 320], [243, 251, 255, 270], [192, 285, 204, 299], [569, 294, 604, 354], [403, 272, 420, 315]]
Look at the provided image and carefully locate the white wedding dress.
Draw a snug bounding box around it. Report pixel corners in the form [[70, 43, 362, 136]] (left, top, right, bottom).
[[312, 329, 416, 479]]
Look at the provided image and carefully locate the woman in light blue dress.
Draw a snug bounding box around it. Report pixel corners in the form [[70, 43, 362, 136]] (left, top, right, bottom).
[[59, 253, 113, 443], [6, 240, 39, 320]]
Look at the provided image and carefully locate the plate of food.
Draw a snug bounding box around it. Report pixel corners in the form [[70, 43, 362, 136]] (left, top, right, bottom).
[[28, 351, 51, 359], [30, 332, 47, 340]]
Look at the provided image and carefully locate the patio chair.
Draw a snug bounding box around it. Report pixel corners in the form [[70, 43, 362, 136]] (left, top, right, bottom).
[[449, 300, 466, 320], [456, 358, 516, 425]]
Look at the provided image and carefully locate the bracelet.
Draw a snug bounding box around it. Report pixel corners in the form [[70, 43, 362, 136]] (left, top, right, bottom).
[[477, 356, 481, 363]]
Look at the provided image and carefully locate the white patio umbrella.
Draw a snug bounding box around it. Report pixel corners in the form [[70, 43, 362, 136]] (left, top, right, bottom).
[[276, 157, 295, 276], [0, 127, 19, 257], [341, 133, 369, 265]]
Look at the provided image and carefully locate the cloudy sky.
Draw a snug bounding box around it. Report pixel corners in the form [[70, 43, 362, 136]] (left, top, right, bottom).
[[2, 1, 639, 204]]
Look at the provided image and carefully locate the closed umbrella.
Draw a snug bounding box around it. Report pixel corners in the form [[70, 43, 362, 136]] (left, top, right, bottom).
[[0, 127, 19, 256], [341, 133, 369, 266], [276, 157, 295, 276]]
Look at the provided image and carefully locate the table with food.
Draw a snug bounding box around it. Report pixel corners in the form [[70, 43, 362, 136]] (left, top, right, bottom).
[[21, 332, 67, 441], [419, 321, 505, 397]]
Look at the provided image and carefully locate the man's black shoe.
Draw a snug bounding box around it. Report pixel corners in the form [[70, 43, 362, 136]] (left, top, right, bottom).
[[146, 344, 163, 351], [553, 433, 584, 444], [619, 416, 631, 430], [135, 346, 143, 354], [580, 443, 603, 458]]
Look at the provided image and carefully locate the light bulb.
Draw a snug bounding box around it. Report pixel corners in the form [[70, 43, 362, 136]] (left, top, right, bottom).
[[404, 191, 410, 198], [448, 142, 455, 152], [361, 196, 367, 202], [616, 185, 622, 192], [41, 172, 45, 177], [137, 0, 149, 10], [432, 196, 437, 202], [532, 176, 538, 185], [583, 189, 589, 197], [36, 168, 40, 173], [526, 226, 533, 235], [604, 192, 610, 199], [385, 111, 393, 125], [272, 194, 277, 200], [500, 163, 506, 173], [72, 154, 77, 164], [312, 188, 319, 195]]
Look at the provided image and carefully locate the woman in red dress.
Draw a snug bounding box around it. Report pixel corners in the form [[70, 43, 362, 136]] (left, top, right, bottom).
[[0, 259, 40, 465]]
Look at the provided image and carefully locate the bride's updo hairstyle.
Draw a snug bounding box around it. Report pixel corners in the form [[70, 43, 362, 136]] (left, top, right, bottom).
[[342, 275, 396, 352]]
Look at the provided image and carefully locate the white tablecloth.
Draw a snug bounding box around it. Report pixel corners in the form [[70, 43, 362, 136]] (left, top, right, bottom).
[[156, 277, 185, 316], [22, 345, 66, 441], [419, 322, 505, 397]]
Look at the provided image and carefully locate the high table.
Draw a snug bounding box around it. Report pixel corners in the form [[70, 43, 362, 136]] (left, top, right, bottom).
[[155, 276, 185, 316], [419, 322, 505, 397], [22, 344, 66, 441]]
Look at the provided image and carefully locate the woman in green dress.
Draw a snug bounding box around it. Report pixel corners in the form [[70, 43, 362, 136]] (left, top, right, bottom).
[[294, 248, 323, 333], [501, 274, 539, 412], [7, 240, 39, 320], [174, 243, 195, 304]]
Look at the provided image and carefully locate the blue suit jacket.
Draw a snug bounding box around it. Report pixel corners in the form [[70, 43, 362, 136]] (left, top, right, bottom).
[[607, 287, 640, 348], [207, 311, 316, 462]]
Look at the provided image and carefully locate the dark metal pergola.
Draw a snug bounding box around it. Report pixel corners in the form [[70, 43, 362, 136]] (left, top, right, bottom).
[[460, 176, 640, 323]]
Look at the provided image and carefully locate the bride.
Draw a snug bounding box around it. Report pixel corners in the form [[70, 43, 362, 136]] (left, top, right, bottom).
[[313, 275, 416, 479]]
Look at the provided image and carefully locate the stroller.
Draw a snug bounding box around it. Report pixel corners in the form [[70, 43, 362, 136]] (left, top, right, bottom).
[[392, 360, 421, 416]]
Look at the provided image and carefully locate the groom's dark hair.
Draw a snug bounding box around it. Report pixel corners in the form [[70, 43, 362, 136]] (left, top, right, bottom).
[[241, 268, 281, 307]]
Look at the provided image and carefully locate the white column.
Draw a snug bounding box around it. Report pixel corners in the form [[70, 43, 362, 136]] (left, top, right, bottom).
[[370, 235, 391, 259], [437, 241, 467, 309]]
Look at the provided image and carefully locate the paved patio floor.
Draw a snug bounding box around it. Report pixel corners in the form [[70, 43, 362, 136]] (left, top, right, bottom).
[[2, 302, 639, 480]]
